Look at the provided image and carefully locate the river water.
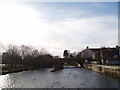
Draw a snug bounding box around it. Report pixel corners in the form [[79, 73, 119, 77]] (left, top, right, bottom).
[[0, 67, 119, 89]]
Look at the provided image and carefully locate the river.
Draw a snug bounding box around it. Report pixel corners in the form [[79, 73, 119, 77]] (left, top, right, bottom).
[[0, 67, 119, 89]]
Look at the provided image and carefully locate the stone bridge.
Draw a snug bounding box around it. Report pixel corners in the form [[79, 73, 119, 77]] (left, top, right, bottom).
[[51, 58, 84, 72]]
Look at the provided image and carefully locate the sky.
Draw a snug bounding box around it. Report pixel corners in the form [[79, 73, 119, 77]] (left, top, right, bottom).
[[0, 1, 118, 57]]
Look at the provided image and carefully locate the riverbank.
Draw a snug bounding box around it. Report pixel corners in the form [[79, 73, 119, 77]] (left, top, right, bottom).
[[0, 64, 63, 75], [84, 64, 120, 78], [0, 64, 37, 75]]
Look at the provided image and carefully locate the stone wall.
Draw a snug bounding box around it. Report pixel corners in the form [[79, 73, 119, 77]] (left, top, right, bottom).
[[84, 64, 120, 78]]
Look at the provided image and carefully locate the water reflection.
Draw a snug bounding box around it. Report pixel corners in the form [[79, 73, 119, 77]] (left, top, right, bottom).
[[0, 68, 119, 89], [0, 74, 15, 89]]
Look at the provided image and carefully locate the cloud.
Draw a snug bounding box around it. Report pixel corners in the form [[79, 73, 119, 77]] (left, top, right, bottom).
[[48, 16, 117, 48], [0, 2, 118, 57]]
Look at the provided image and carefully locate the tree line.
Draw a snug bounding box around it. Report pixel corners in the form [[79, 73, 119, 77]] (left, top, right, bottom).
[[2, 45, 63, 69]]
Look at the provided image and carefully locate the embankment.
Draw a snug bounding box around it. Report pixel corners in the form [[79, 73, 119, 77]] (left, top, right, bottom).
[[84, 64, 120, 78]]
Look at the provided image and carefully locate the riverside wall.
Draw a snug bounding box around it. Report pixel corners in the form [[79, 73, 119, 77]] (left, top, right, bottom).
[[84, 64, 120, 78]]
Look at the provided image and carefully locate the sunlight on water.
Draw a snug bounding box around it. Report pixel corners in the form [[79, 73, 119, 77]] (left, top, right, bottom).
[[0, 74, 12, 89]]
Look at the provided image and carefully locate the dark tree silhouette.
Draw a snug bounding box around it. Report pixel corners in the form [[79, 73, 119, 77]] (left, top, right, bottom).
[[2, 44, 63, 71], [63, 50, 70, 58]]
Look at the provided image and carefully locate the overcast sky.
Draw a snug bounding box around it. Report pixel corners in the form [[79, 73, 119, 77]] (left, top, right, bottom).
[[0, 2, 118, 57]]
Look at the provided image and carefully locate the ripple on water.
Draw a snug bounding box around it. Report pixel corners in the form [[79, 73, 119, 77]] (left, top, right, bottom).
[[0, 68, 119, 88]]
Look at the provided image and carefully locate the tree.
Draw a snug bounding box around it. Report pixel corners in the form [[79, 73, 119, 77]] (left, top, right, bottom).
[[76, 52, 82, 58], [95, 50, 102, 64], [39, 49, 48, 55], [2, 45, 21, 65], [0, 42, 6, 54], [100, 47, 110, 65], [7, 45, 20, 55], [63, 50, 70, 58], [32, 49, 39, 57], [20, 45, 34, 59], [70, 52, 77, 58], [0, 42, 6, 64]]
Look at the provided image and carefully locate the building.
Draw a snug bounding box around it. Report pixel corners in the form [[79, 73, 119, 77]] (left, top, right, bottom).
[[80, 45, 120, 65], [81, 46, 101, 60]]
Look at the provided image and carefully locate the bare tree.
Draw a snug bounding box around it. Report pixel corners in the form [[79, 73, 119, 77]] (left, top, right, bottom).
[[7, 44, 20, 55], [20, 45, 34, 58], [32, 49, 40, 57], [100, 47, 109, 65], [0, 42, 6, 54], [2, 44, 21, 65], [39, 49, 49, 55]]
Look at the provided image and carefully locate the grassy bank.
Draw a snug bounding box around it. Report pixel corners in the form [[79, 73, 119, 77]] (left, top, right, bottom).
[[0, 64, 37, 75]]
